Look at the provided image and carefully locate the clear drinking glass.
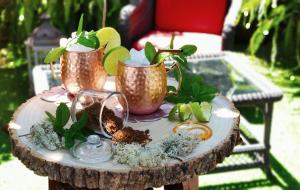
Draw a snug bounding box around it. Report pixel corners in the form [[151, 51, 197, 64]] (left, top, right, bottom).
[[70, 90, 129, 163]]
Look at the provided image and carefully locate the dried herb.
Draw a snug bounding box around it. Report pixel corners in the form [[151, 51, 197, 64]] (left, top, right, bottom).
[[112, 127, 151, 144]]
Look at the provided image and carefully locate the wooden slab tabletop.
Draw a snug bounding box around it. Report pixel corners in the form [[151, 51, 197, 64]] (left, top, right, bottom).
[[9, 88, 240, 189]]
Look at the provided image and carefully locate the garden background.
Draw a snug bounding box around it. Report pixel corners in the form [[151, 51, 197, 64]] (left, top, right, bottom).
[[0, 0, 300, 189]]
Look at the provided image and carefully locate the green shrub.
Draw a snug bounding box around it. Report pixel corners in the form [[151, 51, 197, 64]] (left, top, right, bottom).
[[0, 0, 128, 48], [237, 0, 300, 69]]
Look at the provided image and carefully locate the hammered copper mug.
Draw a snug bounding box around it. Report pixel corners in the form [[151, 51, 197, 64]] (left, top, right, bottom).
[[116, 61, 182, 115], [60, 48, 107, 94]]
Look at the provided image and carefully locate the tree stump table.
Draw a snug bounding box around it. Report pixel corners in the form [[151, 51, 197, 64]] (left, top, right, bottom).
[[8, 89, 240, 190]]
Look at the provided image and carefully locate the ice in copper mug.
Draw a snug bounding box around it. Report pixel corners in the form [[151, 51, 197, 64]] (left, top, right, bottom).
[[116, 61, 181, 115]]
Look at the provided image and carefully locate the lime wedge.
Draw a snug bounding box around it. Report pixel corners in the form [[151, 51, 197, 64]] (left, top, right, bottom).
[[190, 102, 212, 122], [103, 46, 130, 75], [96, 27, 121, 53], [179, 104, 192, 121]]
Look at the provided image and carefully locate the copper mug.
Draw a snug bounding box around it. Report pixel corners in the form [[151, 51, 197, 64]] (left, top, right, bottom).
[[116, 61, 182, 115], [60, 48, 107, 94]]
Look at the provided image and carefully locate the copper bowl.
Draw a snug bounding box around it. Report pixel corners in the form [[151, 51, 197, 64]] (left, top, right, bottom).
[[60, 48, 107, 94]]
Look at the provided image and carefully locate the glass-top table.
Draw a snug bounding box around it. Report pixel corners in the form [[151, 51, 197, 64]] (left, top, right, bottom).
[[186, 52, 282, 176], [32, 51, 283, 176], [186, 52, 282, 106]]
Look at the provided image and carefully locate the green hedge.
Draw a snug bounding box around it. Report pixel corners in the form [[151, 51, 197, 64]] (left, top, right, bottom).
[[0, 0, 128, 48]]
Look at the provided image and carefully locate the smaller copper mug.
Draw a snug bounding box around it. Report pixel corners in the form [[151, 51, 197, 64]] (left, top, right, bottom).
[[116, 61, 181, 115], [60, 48, 107, 94]]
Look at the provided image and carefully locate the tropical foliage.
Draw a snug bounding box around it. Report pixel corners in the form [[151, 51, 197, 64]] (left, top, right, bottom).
[[0, 0, 128, 48], [237, 0, 300, 69]]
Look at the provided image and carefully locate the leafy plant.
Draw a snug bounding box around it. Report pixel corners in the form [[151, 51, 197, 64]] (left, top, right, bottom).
[[144, 36, 218, 122], [46, 103, 93, 149], [0, 0, 128, 49], [165, 68, 217, 104], [237, 0, 300, 69]]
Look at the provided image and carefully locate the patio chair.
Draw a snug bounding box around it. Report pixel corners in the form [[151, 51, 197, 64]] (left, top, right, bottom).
[[118, 0, 242, 53]]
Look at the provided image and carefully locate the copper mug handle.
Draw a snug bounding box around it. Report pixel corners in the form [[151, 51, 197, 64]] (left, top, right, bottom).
[[166, 62, 182, 96]]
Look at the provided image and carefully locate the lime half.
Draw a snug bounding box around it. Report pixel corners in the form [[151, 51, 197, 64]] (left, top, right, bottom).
[[190, 102, 212, 122], [103, 46, 130, 75], [96, 27, 121, 53]]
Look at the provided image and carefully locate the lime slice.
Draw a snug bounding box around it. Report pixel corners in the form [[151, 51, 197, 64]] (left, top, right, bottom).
[[96, 27, 121, 53], [179, 104, 192, 121], [190, 102, 212, 122], [103, 46, 130, 75]]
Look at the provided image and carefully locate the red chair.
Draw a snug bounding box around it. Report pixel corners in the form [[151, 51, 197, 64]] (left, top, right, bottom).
[[118, 0, 241, 53]]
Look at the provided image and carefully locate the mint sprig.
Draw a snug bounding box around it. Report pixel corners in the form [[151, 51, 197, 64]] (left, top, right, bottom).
[[166, 66, 217, 121], [46, 103, 93, 149], [144, 41, 197, 65], [77, 31, 99, 49], [76, 14, 84, 36], [44, 47, 65, 64], [44, 13, 100, 64], [166, 67, 217, 104], [145, 41, 157, 63]]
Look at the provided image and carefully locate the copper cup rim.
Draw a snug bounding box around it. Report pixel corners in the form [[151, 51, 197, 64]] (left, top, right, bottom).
[[64, 47, 104, 55], [118, 61, 164, 69]]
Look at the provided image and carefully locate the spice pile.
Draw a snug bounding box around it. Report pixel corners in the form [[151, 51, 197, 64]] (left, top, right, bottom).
[[76, 102, 151, 144]]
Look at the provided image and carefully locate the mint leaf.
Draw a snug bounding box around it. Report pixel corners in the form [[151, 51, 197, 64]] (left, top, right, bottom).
[[165, 94, 190, 104], [44, 103, 91, 149], [192, 83, 201, 98], [173, 55, 188, 69], [54, 103, 70, 135], [64, 111, 88, 149], [165, 66, 217, 105], [180, 45, 197, 56], [64, 129, 75, 149], [145, 41, 157, 63], [71, 111, 88, 132], [74, 133, 86, 141], [44, 47, 65, 64], [87, 32, 100, 49], [77, 14, 84, 36], [45, 111, 56, 123], [77, 36, 96, 48]]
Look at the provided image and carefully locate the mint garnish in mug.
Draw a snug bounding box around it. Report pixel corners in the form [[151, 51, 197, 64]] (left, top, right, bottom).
[[44, 14, 98, 63], [44, 14, 123, 64], [144, 41, 197, 65]]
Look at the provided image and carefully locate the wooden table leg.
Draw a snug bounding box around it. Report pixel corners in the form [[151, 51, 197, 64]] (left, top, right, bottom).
[[49, 179, 93, 190], [164, 176, 199, 190]]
